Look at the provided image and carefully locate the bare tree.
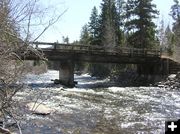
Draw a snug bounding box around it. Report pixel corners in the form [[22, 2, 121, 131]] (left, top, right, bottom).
[[0, 0, 66, 133]]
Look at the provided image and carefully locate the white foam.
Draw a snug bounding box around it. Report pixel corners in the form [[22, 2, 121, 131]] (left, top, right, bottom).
[[21, 70, 180, 133], [108, 87, 126, 93]]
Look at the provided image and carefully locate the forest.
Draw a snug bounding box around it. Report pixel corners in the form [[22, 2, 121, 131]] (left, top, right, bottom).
[[69, 0, 180, 79]]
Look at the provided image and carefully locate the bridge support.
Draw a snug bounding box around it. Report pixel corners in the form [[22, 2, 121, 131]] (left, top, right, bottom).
[[137, 59, 170, 75], [58, 60, 75, 87], [137, 64, 159, 75], [161, 59, 169, 75]]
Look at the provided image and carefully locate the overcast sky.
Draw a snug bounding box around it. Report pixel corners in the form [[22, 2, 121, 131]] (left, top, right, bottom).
[[37, 0, 174, 43]]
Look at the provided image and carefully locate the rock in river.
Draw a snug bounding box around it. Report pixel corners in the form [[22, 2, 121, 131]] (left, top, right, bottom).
[[26, 102, 53, 115]]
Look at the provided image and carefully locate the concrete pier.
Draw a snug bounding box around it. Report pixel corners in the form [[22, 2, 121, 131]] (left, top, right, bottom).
[[59, 60, 75, 87]]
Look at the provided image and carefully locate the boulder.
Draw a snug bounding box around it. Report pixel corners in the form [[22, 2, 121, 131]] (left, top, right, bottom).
[[168, 74, 176, 80], [26, 102, 53, 115]]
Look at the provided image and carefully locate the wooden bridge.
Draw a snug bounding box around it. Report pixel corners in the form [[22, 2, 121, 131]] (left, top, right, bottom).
[[28, 42, 161, 63], [25, 42, 179, 87]]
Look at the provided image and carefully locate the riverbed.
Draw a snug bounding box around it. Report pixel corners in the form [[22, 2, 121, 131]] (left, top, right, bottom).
[[12, 70, 180, 134]]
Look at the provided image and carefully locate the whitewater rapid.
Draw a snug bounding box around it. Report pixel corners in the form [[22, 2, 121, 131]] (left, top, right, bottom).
[[14, 70, 180, 134]]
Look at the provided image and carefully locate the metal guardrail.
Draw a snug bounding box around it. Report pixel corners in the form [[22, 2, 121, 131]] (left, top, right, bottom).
[[30, 42, 161, 57]]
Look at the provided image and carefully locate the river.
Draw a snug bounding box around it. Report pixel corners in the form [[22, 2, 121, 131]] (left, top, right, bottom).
[[13, 70, 180, 134]]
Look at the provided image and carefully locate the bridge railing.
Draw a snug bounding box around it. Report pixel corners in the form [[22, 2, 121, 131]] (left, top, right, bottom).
[[30, 42, 161, 57]]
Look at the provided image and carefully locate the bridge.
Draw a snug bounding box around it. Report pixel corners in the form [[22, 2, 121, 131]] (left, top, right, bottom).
[[25, 42, 180, 87]]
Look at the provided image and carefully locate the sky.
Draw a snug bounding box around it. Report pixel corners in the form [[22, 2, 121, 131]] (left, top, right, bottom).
[[37, 0, 174, 43]]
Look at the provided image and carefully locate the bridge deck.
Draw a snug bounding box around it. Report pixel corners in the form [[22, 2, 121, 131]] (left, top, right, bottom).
[[33, 42, 161, 56], [27, 42, 161, 64]]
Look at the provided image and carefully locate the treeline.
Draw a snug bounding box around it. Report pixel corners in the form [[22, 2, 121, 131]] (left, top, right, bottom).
[[73, 0, 180, 78], [78, 0, 159, 48]]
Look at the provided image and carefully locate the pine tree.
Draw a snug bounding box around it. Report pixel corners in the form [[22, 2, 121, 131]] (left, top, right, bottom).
[[88, 6, 101, 45], [125, 0, 159, 48], [170, 0, 180, 60], [158, 18, 166, 47], [170, 0, 180, 46], [88, 2, 120, 78], [62, 36, 69, 44], [116, 0, 126, 46], [164, 25, 175, 55], [80, 24, 90, 45], [170, 0, 180, 21], [99, 0, 121, 47], [75, 24, 91, 72], [116, 0, 126, 29]]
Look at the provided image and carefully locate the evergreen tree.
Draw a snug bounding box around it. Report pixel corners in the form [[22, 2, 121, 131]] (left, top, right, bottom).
[[164, 25, 175, 55], [170, 0, 180, 21], [116, 0, 126, 29], [158, 18, 166, 48], [116, 0, 126, 46], [88, 2, 120, 78], [79, 24, 90, 45], [75, 24, 91, 73], [170, 0, 180, 61], [170, 0, 180, 46], [62, 36, 69, 44], [88, 6, 101, 45], [72, 40, 80, 45], [125, 0, 159, 48], [99, 0, 121, 47]]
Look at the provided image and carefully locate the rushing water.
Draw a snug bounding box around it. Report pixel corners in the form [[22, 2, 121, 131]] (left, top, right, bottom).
[[13, 70, 180, 134]]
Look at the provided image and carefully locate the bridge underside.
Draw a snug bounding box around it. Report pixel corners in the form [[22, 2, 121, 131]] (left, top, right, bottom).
[[40, 50, 161, 64], [53, 60, 169, 87], [25, 49, 171, 87]]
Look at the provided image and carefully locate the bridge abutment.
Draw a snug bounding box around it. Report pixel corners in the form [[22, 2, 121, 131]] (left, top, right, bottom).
[[137, 59, 170, 75], [58, 60, 75, 87], [137, 64, 160, 75]]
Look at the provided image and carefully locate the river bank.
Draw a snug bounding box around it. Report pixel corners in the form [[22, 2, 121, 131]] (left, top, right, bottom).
[[110, 70, 165, 87], [156, 72, 180, 90], [6, 70, 180, 134]]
